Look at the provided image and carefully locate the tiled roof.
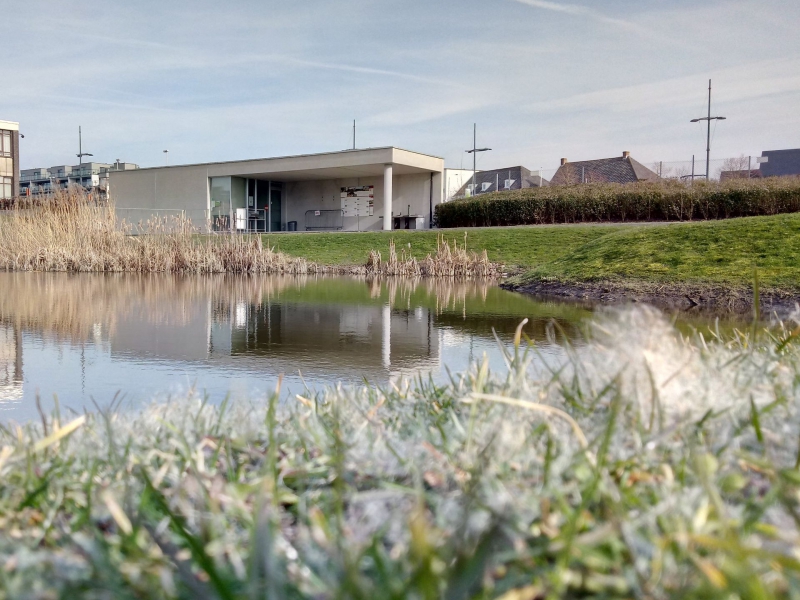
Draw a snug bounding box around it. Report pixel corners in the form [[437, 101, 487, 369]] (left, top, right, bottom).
[[719, 169, 762, 181], [550, 155, 659, 185], [454, 166, 548, 197]]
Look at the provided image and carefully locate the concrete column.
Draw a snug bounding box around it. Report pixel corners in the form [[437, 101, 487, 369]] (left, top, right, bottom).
[[383, 163, 393, 230]]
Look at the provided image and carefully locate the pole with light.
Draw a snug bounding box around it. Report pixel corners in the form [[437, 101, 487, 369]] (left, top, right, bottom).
[[465, 123, 491, 196], [163, 150, 169, 166], [690, 79, 726, 180], [76, 126, 93, 191]]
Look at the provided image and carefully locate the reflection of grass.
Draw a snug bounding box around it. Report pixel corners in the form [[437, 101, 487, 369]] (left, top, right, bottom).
[[271, 276, 593, 321], [3, 307, 800, 598]]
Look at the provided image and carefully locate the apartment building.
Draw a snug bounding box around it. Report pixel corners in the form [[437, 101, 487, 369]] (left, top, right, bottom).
[[20, 160, 139, 198], [0, 120, 20, 200]]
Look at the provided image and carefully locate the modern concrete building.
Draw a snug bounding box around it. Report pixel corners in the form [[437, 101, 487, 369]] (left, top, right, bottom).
[[20, 160, 139, 198], [0, 120, 20, 200], [109, 147, 444, 232]]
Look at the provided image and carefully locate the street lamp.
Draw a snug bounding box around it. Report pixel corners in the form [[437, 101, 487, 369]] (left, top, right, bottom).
[[690, 79, 726, 180], [163, 150, 169, 166], [76, 126, 93, 190], [465, 123, 491, 196]]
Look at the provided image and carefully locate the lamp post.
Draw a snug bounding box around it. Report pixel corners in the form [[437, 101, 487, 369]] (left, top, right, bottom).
[[690, 79, 726, 180], [163, 150, 169, 166], [465, 123, 491, 196], [76, 126, 93, 191]]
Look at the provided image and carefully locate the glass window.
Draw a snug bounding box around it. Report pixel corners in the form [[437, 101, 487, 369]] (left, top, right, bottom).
[[210, 177, 232, 231], [1, 177, 12, 200], [0, 131, 10, 157]]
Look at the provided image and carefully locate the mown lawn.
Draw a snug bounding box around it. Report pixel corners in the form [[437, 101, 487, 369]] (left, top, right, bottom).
[[517, 212, 800, 290], [263, 225, 626, 271]]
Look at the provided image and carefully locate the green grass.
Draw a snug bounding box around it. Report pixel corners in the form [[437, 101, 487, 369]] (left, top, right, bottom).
[[3, 307, 800, 598], [517, 212, 800, 290], [264, 225, 624, 271], [264, 213, 800, 290]]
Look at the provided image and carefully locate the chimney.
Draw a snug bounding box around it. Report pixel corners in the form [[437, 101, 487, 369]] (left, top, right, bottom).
[[622, 151, 630, 159], [560, 158, 568, 166]]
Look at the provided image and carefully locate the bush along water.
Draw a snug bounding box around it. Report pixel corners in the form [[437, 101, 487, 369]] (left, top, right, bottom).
[[3, 306, 800, 598], [435, 177, 800, 228]]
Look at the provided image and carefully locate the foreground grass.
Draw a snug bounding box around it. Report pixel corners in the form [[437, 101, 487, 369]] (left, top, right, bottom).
[[2, 307, 800, 598]]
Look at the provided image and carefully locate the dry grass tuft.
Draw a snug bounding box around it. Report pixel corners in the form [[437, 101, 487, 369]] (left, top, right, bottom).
[[0, 192, 501, 278], [366, 234, 501, 278]]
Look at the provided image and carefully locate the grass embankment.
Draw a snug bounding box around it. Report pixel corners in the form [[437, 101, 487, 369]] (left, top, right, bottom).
[[267, 225, 621, 272], [2, 307, 800, 598], [513, 212, 800, 291]]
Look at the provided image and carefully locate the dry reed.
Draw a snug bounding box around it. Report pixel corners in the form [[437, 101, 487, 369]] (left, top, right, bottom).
[[0, 192, 500, 278]]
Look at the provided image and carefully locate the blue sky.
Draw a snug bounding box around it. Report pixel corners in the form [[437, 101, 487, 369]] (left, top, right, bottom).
[[4, 0, 800, 171]]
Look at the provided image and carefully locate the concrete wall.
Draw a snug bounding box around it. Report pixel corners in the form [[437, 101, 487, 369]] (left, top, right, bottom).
[[110, 164, 210, 225]]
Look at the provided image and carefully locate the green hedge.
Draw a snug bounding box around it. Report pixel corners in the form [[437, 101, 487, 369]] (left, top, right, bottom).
[[434, 177, 800, 228]]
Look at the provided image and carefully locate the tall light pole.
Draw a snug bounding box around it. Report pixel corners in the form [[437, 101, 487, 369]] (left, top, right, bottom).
[[76, 126, 93, 191], [465, 123, 491, 196], [691, 79, 726, 180], [163, 149, 169, 166]]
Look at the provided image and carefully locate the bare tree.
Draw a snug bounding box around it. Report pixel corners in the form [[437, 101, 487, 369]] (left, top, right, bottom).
[[718, 155, 751, 180]]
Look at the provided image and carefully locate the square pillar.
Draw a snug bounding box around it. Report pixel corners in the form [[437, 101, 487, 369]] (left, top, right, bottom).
[[383, 163, 393, 231]]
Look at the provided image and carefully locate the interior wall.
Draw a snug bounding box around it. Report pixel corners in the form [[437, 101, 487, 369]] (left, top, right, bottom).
[[285, 172, 435, 231]]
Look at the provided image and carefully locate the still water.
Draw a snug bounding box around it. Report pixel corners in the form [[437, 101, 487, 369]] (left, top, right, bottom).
[[0, 272, 729, 423]]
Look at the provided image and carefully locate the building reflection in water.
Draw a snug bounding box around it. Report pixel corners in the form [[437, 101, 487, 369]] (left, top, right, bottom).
[[0, 272, 591, 422], [0, 323, 23, 405]]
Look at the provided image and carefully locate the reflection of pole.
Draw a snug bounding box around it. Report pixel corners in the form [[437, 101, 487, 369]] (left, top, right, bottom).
[[382, 304, 391, 369], [14, 324, 22, 382]]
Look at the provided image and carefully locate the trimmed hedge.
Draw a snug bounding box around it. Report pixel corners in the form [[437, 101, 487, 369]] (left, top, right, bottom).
[[435, 177, 800, 228]]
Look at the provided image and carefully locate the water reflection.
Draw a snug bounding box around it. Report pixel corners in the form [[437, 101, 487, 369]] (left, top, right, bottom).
[[0, 273, 592, 422]]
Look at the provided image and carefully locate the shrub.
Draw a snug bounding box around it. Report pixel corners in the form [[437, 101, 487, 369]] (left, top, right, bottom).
[[435, 177, 800, 228]]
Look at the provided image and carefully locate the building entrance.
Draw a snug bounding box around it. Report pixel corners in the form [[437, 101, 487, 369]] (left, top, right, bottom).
[[249, 179, 282, 232]]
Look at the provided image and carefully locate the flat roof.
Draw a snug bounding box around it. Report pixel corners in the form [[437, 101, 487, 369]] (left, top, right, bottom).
[[0, 120, 19, 132], [131, 146, 443, 173], [111, 146, 444, 182]]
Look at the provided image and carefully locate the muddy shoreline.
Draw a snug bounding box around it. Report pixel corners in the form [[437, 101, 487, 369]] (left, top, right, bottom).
[[503, 279, 800, 320]]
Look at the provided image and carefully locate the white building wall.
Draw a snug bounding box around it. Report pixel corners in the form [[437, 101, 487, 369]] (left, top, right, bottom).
[[443, 168, 474, 201], [110, 165, 210, 226]]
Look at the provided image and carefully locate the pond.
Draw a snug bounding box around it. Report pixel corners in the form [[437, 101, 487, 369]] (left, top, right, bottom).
[[0, 272, 738, 423]]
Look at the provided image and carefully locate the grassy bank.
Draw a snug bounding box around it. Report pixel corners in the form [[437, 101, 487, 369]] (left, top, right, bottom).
[[513, 212, 800, 291], [266, 225, 623, 271], [2, 307, 800, 598]]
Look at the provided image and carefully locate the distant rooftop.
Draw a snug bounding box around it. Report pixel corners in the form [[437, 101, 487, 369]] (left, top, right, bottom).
[[550, 152, 659, 185]]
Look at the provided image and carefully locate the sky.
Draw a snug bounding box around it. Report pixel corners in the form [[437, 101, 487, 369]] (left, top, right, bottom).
[[3, 0, 800, 172]]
